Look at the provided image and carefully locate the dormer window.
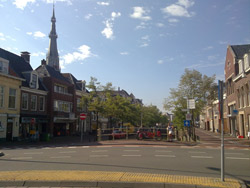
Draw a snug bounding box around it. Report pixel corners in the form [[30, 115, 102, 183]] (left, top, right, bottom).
[[30, 71, 39, 89], [0, 58, 9, 74], [244, 54, 249, 70], [238, 60, 243, 74]]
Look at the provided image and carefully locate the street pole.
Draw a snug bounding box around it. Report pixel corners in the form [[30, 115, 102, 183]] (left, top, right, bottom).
[[218, 80, 224, 182], [81, 119, 83, 142]]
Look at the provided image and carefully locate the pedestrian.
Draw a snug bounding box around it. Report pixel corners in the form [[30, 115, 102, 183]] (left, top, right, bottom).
[[167, 124, 173, 142]]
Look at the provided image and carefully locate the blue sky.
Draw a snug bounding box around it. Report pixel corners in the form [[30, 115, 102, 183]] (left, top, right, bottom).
[[0, 0, 250, 112]]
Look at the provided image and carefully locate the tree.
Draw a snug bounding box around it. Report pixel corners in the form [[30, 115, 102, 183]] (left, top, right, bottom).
[[164, 69, 217, 129]]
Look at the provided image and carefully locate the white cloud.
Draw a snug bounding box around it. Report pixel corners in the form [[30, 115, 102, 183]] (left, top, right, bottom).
[[0, 32, 5, 41], [85, 14, 93, 20], [60, 45, 94, 69], [120, 52, 129, 55], [177, 0, 194, 8], [203, 46, 213, 50], [140, 35, 150, 48], [27, 31, 46, 38], [168, 18, 179, 23], [0, 4, 3, 7], [33, 31, 46, 38], [158, 60, 164, 64], [156, 23, 164, 27], [32, 52, 46, 57], [97, 1, 109, 6], [44, 0, 72, 5], [13, 0, 35, 10], [101, 12, 121, 40], [162, 0, 195, 18], [135, 22, 148, 30], [14, 27, 21, 31], [130, 7, 151, 21]]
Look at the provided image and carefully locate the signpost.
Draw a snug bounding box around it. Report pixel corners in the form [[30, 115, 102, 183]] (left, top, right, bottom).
[[218, 80, 224, 182], [184, 120, 190, 127], [80, 113, 87, 142]]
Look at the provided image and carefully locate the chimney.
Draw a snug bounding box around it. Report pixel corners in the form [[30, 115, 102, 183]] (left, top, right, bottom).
[[21, 51, 30, 63], [41, 59, 46, 65]]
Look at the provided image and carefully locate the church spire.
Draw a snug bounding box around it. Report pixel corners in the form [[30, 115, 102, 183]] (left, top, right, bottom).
[[46, 3, 60, 71]]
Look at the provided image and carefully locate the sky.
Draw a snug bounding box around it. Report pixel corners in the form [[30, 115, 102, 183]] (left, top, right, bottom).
[[0, 0, 250, 112]]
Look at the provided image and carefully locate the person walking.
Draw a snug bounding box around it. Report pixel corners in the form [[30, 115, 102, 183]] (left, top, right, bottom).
[[167, 124, 173, 142]]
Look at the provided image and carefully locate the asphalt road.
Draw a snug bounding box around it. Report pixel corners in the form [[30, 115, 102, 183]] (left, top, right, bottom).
[[0, 145, 249, 183]]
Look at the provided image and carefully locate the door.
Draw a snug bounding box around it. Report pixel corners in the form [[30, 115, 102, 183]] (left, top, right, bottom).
[[6, 122, 13, 141]]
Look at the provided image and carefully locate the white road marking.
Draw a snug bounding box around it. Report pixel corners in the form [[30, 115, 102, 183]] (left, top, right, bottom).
[[59, 151, 76, 154], [90, 155, 108, 157], [81, 146, 90, 148], [124, 146, 139, 148], [122, 155, 141, 157], [91, 150, 108, 152], [191, 156, 213, 159], [97, 146, 112, 148], [11, 157, 32, 160], [188, 151, 206, 154], [50, 156, 71, 159], [43, 147, 53, 149], [180, 146, 192, 148], [124, 150, 140, 152], [155, 155, 176, 158], [225, 153, 244, 155], [226, 157, 250, 160], [155, 150, 173, 153], [24, 152, 43, 155], [68, 146, 77, 149], [55, 147, 63, 149], [153, 146, 168, 148]]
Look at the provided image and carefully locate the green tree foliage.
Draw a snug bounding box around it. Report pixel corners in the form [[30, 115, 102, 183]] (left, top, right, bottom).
[[164, 69, 217, 129], [141, 105, 166, 127]]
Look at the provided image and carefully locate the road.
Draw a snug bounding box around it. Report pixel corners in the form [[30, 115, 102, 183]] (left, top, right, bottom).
[[0, 145, 249, 183]]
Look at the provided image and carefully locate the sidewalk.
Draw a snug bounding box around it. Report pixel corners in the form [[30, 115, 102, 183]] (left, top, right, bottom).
[[0, 170, 245, 188], [196, 128, 250, 147]]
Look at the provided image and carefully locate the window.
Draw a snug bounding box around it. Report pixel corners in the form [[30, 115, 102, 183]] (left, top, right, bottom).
[[8, 88, 16, 109], [54, 84, 68, 94], [77, 98, 82, 112], [39, 96, 45, 111], [0, 86, 4, 108], [30, 73, 38, 89], [244, 54, 249, 70], [54, 100, 72, 112], [31, 95, 37, 111], [21, 93, 28, 110], [238, 60, 243, 74], [0, 60, 9, 74]]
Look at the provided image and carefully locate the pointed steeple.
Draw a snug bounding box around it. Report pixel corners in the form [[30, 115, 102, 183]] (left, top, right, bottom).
[[46, 3, 60, 71]]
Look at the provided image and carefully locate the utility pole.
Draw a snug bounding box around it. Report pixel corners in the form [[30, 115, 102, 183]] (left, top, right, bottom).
[[218, 80, 224, 182]]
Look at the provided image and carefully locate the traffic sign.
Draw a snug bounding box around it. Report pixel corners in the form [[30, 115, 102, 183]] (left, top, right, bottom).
[[184, 120, 190, 127], [187, 99, 195, 109], [186, 113, 192, 120], [80, 113, 87, 120]]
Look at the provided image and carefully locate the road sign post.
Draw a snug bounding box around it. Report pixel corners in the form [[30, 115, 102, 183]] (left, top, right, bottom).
[[80, 113, 87, 142], [218, 80, 224, 182]]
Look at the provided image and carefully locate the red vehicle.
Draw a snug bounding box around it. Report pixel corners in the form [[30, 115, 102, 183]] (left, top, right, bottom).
[[111, 130, 126, 139], [136, 128, 155, 140]]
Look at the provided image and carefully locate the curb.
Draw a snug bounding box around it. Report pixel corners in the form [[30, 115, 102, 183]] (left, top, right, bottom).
[[0, 181, 212, 188]]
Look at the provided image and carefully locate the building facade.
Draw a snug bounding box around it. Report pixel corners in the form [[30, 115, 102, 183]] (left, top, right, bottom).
[[0, 54, 23, 141]]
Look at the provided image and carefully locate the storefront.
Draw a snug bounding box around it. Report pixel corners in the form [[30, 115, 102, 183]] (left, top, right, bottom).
[[19, 116, 48, 140]]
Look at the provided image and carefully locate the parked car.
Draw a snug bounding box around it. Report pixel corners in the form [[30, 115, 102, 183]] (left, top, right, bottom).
[[136, 128, 155, 140], [111, 130, 126, 139]]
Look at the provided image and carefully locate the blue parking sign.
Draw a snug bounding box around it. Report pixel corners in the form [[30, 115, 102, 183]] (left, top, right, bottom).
[[184, 120, 190, 127]]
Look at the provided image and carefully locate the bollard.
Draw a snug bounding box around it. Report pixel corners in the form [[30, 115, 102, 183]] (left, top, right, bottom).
[[98, 128, 102, 142], [126, 126, 128, 140]]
